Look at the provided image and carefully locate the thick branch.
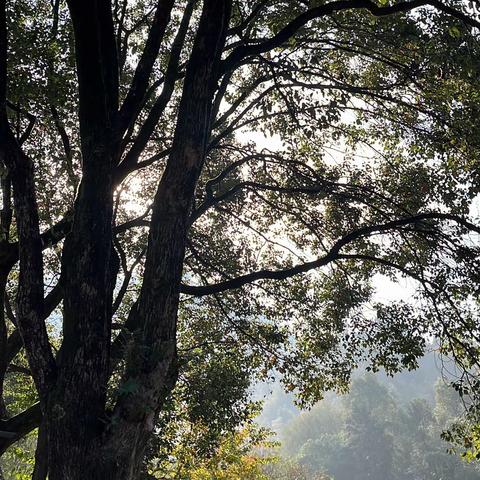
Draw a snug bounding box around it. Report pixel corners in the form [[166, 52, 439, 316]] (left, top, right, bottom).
[[222, 0, 480, 73], [107, 1, 233, 463], [0, 138, 56, 399], [0, 3, 56, 398], [6, 330, 22, 365], [0, 403, 42, 455], [118, 0, 194, 176], [180, 213, 480, 296], [67, 0, 119, 154], [117, 0, 175, 134]]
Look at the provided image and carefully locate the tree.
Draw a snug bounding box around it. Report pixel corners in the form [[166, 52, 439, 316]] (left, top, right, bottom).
[[264, 458, 331, 480], [146, 415, 275, 480], [0, 0, 479, 478], [338, 376, 397, 480], [278, 374, 480, 480]]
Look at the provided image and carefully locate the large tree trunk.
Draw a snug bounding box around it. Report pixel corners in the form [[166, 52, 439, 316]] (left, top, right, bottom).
[[1, 0, 231, 476], [44, 1, 231, 478], [45, 0, 118, 477], [0, 271, 9, 421]]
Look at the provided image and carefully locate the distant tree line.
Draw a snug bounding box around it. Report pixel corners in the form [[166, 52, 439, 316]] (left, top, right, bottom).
[[278, 375, 480, 480]]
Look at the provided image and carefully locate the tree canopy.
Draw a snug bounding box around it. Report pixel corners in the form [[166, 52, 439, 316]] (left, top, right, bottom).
[[0, 0, 479, 478], [279, 374, 480, 480]]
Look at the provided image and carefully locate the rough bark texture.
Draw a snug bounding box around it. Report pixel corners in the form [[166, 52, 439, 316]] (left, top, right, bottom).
[[42, 0, 231, 478], [0, 271, 8, 421], [46, 0, 119, 477], [84, 1, 231, 477]]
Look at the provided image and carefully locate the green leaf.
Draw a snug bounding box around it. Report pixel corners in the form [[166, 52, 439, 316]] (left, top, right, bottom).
[[448, 26, 461, 38]]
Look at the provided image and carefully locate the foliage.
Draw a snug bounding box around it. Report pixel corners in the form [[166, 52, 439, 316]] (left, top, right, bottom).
[[263, 459, 331, 480], [1, 0, 480, 476], [280, 374, 480, 480], [0, 433, 35, 480], [147, 421, 275, 480]]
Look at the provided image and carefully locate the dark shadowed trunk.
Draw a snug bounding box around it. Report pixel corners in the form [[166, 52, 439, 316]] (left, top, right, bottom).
[[45, 0, 119, 477], [90, 2, 230, 478], [0, 271, 9, 421], [45, 0, 231, 478]]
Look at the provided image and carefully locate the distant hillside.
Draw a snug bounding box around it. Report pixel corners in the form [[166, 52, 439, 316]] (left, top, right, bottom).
[[257, 351, 480, 480], [256, 350, 443, 431]]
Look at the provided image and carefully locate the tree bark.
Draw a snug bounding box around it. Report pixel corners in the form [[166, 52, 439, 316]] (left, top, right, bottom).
[[31, 422, 48, 480], [41, 0, 231, 477], [0, 271, 9, 421], [45, 1, 119, 477], [46, 1, 232, 478]]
